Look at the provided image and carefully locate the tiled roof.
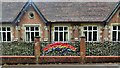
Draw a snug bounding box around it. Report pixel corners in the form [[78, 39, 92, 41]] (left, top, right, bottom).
[[35, 2, 118, 22], [0, 2, 118, 23], [1, 2, 26, 22]]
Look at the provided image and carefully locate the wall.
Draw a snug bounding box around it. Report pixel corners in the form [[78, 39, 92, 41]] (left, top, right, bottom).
[[14, 6, 46, 42]]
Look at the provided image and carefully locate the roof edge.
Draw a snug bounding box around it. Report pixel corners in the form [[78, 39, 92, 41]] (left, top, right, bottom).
[[13, 1, 48, 25], [104, 1, 120, 24]]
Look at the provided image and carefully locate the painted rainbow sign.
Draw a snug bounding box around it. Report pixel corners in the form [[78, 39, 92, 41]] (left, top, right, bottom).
[[43, 42, 77, 52]]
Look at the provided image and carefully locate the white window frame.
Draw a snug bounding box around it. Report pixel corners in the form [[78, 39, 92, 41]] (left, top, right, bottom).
[[111, 24, 120, 42], [0, 26, 12, 42], [24, 24, 40, 42], [82, 26, 99, 42], [53, 26, 69, 42]]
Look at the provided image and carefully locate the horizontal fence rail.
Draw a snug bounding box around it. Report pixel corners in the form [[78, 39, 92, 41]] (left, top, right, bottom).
[[1, 42, 34, 56], [86, 41, 120, 56]]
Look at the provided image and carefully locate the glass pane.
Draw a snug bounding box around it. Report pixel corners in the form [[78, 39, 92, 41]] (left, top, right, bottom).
[[0, 32, 1, 41], [35, 32, 39, 36], [118, 32, 120, 41], [88, 26, 92, 30], [35, 27, 39, 31], [55, 27, 58, 30], [113, 26, 117, 30], [7, 27, 10, 31], [31, 27, 34, 31], [26, 32, 30, 41], [7, 32, 11, 41], [84, 27, 87, 30], [2, 27, 6, 31], [59, 27, 63, 31], [112, 31, 116, 41], [31, 32, 34, 41], [3, 32, 6, 41], [64, 32, 68, 41], [26, 27, 29, 31], [93, 31, 97, 41], [64, 27, 68, 30], [88, 32, 92, 41], [118, 26, 120, 30], [0, 27, 1, 31], [54, 32, 58, 41], [84, 31, 87, 41], [93, 27, 97, 30], [59, 32, 63, 41]]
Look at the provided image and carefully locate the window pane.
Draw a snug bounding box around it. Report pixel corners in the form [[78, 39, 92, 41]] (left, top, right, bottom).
[[0, 32, 1, 41], [26, 27, 29, 31], [3, 32, 6, 41], [93, 31, 97, 41], [88, 26, 92, 30], [31, 27, 34, 31], [113, 26, 117, 30], [89, 32, 92, 41], [64, 32, 68, 41], [112, 31, 116, 41], [2, 27, 6, 31], [84, 31, 87, 41], [35, 27, 39, 31], [55, 27, 58, 30], [0, 27, 1, 31], [93, 27, 97, 30], [84, 27, 87, 30], [54, 32, 58, 41], [7, 27, 10, 31], [31, 32, 34, 41], [7, 32, 11, 41], [64, 27, 68, 30], [26, 32, 30, 41], [118, 26, 120, 30], [59, 32, 63, 41], [35, 32, 39, 36], [118, 32, 120, 41], [59, 27, 63, 31]]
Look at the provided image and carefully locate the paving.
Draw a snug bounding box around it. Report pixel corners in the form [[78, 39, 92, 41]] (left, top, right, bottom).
[[1, 64, 120, 68]]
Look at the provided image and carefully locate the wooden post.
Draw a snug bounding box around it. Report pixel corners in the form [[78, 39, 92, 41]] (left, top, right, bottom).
[[80, 36, 86, 64], [34, 36, 40, 64]]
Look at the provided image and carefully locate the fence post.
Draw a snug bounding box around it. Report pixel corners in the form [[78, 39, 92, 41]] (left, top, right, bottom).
[[34, 36, 40, 64], [80, 36, 86, 64]]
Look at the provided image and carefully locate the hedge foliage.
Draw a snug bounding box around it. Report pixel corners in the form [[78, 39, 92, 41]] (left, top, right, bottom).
[[86, 41, 120, 56], [1, 42, 34, 56], [0, 41, 119, 56]]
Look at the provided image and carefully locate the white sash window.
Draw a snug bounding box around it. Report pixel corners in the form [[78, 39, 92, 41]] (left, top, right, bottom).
[[0, 27, 11, 42], [53, 26, 69, 42], [112, 25, 120, 41], [25, 26, 40, 42], [83, 26, 98, 42]]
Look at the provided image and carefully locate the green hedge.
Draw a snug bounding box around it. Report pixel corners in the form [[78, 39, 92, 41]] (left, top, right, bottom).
[[1, 42, 34, 56], [86, 41, 120, 56]]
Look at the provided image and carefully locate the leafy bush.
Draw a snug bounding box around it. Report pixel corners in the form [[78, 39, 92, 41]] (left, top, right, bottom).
[[1, 42, 34, 56], [86, 41, 120, 56]]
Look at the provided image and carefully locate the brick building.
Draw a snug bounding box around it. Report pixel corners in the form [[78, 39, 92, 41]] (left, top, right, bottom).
[[1, 1, 120, 42]]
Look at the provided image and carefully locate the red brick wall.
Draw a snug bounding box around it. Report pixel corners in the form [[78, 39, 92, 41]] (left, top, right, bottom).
[[13, 6, 46, 41]]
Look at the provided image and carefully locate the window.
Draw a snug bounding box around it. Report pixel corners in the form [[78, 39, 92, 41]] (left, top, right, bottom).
[[54, 26, 69, 42], [0, 27, 11, 42], [112, 25, 120, 41], [83, 26, 98, 42], [28, 11, 34, 19], [25, 26, 39, 42]]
